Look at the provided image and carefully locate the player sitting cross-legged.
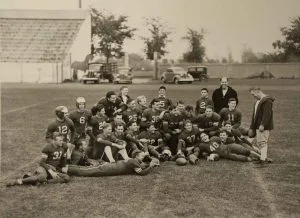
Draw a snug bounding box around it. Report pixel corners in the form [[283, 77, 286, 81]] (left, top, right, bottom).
[[67, 150, 159, 177], [6, 132, 73, 187], [125, 120, 146, 156]]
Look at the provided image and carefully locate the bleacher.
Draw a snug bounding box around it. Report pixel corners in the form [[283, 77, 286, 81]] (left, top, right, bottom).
[[0, 9, 87, 63]]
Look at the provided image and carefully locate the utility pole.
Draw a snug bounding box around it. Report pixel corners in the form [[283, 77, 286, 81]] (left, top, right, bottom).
[[79, 0, 82, 8]]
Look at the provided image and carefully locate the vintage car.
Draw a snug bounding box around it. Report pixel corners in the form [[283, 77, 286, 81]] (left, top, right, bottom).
[[113, 67, 133, 84], [187, 66, 208, 81], [161, 67, 194, 84], [81, 63, 117, 84]]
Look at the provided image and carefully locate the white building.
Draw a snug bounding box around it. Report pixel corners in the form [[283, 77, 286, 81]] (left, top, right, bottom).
[[0, 9, 91, 83]]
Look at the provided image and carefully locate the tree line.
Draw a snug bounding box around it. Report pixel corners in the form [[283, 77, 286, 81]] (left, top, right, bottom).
[[91, 8, 300, 64]]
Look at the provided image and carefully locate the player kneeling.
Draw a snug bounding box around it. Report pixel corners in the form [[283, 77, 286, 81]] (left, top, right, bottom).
[[67, 150, 159, 177], [6, 132, 72, 187]]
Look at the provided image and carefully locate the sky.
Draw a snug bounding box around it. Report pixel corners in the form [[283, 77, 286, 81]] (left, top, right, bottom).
[[1, 0, 300, 61]]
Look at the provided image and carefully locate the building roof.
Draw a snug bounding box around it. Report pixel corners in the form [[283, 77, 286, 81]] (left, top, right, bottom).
[[0, 9, 89, 63]]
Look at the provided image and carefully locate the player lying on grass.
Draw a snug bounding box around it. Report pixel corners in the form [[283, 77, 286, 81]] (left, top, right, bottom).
[[199, 132, 261, 162], [67, 150, 160, 177], [7, 132, 73, 186]]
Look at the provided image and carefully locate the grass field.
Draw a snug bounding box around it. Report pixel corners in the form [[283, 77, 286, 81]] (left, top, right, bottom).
[[1, 79, 300, 217]]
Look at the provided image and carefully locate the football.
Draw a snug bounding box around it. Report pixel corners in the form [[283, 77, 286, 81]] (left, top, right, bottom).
[[176, 157, 188, 166]]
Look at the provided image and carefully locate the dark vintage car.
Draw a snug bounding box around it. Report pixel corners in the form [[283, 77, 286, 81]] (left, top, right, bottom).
[[187, 66, 208, 81], [246, 71, 275, 79], [113, 67, 133, 84], [161, 67, 194, 84]]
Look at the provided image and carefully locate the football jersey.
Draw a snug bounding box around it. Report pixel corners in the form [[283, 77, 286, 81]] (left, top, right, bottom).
[[46, 118, 75, 143], [178, 128, 200, 147], [219, 108, 242, 128], [194, 113, 220, 131], [112, 131, 126, 141], [225, 129, 243, 143], [150, 96, 173, 110], [195, 97, 214, 115], [141, 108, 162, 128], [41, 142, 68, 169], [69, 109, 92, 136], [125, 129, 140, 144], [198, 137, 226, 155], [89, 115, 109, 137], [138, 131, 162, 147], [123, 109, 142, 124], [97, 97, 126, 119], [162, 112, 184, 131]]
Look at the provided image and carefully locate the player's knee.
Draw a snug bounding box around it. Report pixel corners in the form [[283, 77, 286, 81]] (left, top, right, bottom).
[[164, 133, 171, 141]]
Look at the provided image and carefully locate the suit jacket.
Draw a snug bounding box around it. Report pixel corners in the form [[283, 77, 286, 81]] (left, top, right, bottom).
[[250, 96, 274, 130], [212, 86, 238, 113]]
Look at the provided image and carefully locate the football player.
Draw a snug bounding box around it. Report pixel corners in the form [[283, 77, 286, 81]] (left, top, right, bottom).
[[110, 112, 126, 131], [69, 97, 92, 141], [93, 123, 129, 163], [70, 138, 99, 166], [46, 106, 75, 143], [195, 88, 214, 115], [140, 98, 164, 130], [118, 85, 132, 104], [150, 86, 173, 110], [67, 150, 159, 177], [122, 99, 142, 125], [96, 91, 127, 120], [219, 98, 248, 135], [162, 105, 184, 154], [7, 132, 71, 186], [136, 95, 148, 113], [199, 132, 260, 162], [125, 120, 145, 156], [176, 121, 200, 164], [138, 123, 171, 161], [193, 105, 220, 136]]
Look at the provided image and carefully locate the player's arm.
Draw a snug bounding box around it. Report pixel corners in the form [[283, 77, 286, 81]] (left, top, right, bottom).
[[134, 161, 158, 176], [68, 119, 76, 143], [126, 133, 143, 148], [195, 100, 200, 115], [260, 101, 273, 130], [39, 150, 59, 178], [232, 111, 242, 128], [218, 109, 225, 127]]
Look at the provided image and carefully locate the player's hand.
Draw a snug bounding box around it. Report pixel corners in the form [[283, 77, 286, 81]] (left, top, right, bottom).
[[49, 170, 59, 179], [61, 166, 68, 173], [139, 139, 148, 143], [199, 128, 205, 132], [259, 125, 264, 132]]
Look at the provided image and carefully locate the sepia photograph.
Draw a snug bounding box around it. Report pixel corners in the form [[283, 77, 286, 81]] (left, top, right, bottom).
[[0, 0, 300, 217]]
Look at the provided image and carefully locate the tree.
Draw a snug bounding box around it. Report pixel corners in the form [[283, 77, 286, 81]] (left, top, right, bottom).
[[91, 8, 136, 63], [272, 16, 300, 61], [141, 17, 172, 60], [227, 47, 234, 63], [241, 46, 259, 63], [182, 28, 206, 63]]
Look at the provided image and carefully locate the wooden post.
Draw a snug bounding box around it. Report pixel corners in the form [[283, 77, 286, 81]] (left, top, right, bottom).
[[56, 63, 59, 84], [61, 61, 64, 82], [154, 52, 158, 80]]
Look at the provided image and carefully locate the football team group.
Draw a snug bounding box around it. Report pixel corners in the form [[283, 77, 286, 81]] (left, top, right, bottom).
[[6, 77, 274, 186]]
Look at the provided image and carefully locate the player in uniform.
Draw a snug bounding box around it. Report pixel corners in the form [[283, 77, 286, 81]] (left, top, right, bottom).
[[195, 88, 214, 115], [110, 112, 127, 131], [46, 106, 75, 143], [93, 123, 129, 163], [219, 98, 248, 135], [193, 106, 220, 136], [67, 150, 159, 177], [125, 120, 145, 156], [177, 121, 200, 164], [140, 98, 163, 130], [150, 86, 173, 110], [199, 132, 260, 162], [122, 99, 142, 125], [96, 91, 127, 120], [7, 132, 71, 186], [68, 97, 92, 141], [162, 105, 184, 154], [138, 123, 171, 161]]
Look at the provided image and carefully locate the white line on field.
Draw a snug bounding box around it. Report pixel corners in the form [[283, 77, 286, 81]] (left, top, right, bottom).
[[250, 165, 280, 218], [2, 97, 67, 115]]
